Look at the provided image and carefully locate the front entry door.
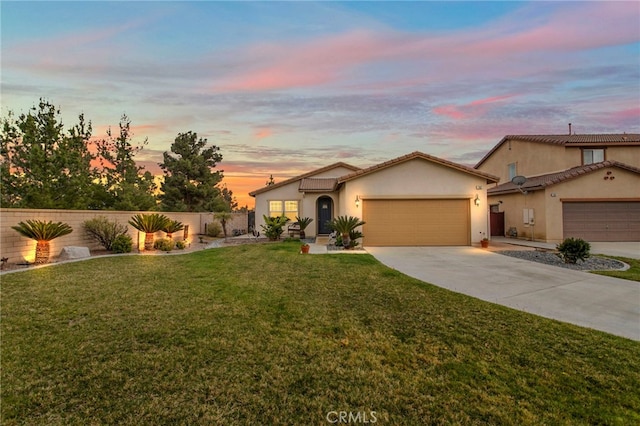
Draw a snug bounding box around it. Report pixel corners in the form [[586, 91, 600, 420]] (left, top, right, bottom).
[[317, 197, 333, 234]]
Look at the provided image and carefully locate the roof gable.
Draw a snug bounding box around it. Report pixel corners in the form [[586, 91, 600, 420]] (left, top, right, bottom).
[[338, 151, 499, 184], [475, 133, 640, 168], [487, 161, 640, 195], [249, 162, 360, 196]]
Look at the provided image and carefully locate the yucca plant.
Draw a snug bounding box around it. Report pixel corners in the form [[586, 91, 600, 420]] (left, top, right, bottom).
[[161, 219, 184, 240], [329, 215, 365, 248], [128, 213, 170, 250], [12, 220, 73, 264]]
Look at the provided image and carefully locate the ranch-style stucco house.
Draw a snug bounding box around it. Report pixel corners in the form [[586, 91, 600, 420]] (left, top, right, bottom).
[[475, 133, 640, 243], [249, 152, 499, 246]]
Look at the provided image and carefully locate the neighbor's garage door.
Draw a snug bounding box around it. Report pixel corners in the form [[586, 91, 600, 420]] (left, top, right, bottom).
[[363, 199, 470, 246], [563, 201, 640, 241]]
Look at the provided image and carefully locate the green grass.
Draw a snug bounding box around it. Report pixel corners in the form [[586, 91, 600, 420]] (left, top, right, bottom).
[[2, 242, 639, 425], [591, 255, 640, 282]]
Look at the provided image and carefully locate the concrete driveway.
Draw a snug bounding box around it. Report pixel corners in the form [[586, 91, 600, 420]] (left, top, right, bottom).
[[366, 247, 640, 341]]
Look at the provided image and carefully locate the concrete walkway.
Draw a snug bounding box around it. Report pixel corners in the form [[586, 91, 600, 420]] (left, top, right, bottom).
[[367, 246, 640, 341]]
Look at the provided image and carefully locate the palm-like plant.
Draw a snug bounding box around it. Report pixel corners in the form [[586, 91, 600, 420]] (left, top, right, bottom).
[[295, 216, 313, 239], [129, 213, 170, 250], [161, 219, 184, 240], [12, 220, 73, 264], [329, 215, 365, 248]]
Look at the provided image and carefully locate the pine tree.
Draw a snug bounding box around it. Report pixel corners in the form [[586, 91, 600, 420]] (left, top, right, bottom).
[[95, 115, 157, 210], [159, 131, 225, 212]]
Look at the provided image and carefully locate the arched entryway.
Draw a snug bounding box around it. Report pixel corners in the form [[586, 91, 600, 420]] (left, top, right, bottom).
[[316, 196, 334, 234]]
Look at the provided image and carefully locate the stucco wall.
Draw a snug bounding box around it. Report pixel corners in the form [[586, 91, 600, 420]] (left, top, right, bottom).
[[252, 165, 354, 236], [341, 158, 490, 243], [479, 140, 572, 182], [489, 191, 546, 241], [544, 166, 640, 242], [479, 139, 640, 184], [1, 209, 247, 263], [489, 166, 640, 242]]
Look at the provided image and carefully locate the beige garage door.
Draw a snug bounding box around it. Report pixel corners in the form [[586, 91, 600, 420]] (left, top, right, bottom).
[[563, 201, 640, 241], [363, 199, 470, 246]]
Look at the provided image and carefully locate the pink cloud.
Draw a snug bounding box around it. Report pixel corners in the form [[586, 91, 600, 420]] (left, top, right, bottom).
[[433, 94, 516, 120], [254, 127, 273, 139], [211, 2, 639, 93]]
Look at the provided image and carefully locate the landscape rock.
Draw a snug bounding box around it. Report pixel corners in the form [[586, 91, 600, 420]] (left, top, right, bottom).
[[58, 246, 91, 261]]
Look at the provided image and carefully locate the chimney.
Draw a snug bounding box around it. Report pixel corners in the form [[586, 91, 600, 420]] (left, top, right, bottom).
[[568, 123, 572, 135]]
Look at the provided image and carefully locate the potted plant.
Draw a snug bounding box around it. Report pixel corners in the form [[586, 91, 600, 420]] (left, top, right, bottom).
[[295, 216, 313, 239], [11, 220, 73, 264], [329, 215, 365, 249], [481, 237, 489, 248], [300, 243, 310, 254]]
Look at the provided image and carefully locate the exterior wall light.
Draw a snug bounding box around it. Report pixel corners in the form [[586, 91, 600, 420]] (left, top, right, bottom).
[[474, 194, 480, 206], [355, 195, 360, 208]]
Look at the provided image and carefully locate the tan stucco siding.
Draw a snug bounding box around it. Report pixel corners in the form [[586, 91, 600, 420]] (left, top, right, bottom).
[[479, 140, 640, 184], [544, 167, 640, 242], [342, 158, 489, 243], [488, 166, 640, 242], [478, 140, 572, 182], [253, 181, 303, 233], [603, 146, 640, 168]]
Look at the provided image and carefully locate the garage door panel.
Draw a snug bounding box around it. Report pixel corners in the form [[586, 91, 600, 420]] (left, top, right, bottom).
[[363, 199, 470, 246], [563, 202, 640, 242]]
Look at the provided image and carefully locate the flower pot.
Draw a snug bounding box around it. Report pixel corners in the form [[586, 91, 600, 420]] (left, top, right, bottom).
[[301, 245, 310, 254], [481, 239, 489, 248]]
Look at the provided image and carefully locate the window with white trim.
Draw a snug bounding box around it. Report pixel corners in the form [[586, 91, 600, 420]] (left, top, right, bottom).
[[268, 200, 299, 221], [508, 162, 517, 180], [582, 149, 604, 165]]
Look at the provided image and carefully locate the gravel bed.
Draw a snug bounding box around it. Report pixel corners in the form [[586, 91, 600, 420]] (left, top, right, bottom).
[[497, 250, 626, 271]]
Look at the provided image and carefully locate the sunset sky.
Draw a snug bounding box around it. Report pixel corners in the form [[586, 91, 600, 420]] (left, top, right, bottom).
[[2, 1, 639, 208]]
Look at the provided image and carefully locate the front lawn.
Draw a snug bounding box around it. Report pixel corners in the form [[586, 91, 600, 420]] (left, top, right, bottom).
[[591, 255, 640, 282], [2, 242, 639, 425]]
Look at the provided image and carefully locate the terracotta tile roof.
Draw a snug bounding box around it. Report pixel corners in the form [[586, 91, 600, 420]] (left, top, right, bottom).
[[338, 151, 499, 184], [248, 162, 360, 196], [475, 133, 640, 168], [298, 178, 339, 192], [487, 161, 640, 195]]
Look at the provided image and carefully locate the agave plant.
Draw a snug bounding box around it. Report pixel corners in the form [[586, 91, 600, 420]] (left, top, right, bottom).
[[12, 220, 73, 264], [295, 216, 313, 239], [161, 219, 184, 240], [329, 215, 365, 248], [128, 213, 170, 250]]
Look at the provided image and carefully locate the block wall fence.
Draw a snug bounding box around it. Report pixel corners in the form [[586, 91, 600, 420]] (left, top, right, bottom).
[[0, 208, 248, 264]]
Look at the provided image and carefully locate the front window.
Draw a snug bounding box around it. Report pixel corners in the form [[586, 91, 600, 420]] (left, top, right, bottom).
[[268, 200, 299, 221], [583, 149, 605, 165], [508, 162, 517, 180]]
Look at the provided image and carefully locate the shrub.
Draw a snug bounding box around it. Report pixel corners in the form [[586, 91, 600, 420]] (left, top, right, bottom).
[[128, 213, 170, 250], [11, 220, 73, 264], [175, 240, 186, 250], [556, 237, 591, 264], [154, 238, 175, 252], [206, 222, 222, 237], [111, 234, 133, 253], [329, 216, 365, 248], [261, 215, 290, 241], [161, 219, 184, 239], [84, 216, 128, 251]]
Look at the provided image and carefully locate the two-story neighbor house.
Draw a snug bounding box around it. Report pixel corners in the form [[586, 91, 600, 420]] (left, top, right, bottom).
[[475, 134, 640, 242], [250, 152, 499, 246]]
